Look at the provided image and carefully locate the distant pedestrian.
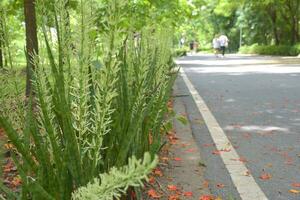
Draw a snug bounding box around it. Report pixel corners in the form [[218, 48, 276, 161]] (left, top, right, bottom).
[[212, 35, 220, 57], [180, 37, 185, 48], [189, 40, 194, 52], [219, 34, 229, 57], [193, 41, 199, 52]]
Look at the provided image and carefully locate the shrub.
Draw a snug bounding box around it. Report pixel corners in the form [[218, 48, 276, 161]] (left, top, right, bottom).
[[239, 44, 299, 56], [197, 46, 214, 53], [174, 48, 188, 57]]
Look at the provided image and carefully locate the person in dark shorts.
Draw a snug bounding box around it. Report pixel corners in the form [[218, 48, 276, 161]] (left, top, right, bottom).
[[219, 34, 229, 57]]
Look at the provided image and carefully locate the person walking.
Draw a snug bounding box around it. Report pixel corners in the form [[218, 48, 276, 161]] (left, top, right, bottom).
[[212, 35, 220, 57], [180, 37, 185, 48], [189, 40, 194, 52], [219, 34, 229, 57]]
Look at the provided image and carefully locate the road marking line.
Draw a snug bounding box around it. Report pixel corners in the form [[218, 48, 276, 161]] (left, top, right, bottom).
[[180, 68, 268, 200]]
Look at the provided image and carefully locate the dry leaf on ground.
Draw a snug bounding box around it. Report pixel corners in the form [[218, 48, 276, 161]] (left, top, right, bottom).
[[291, 183, 300, 188], [289, 189, 300, 194], [260, 173, 272, 180], [148, 189, 161, 199], [183, 191, 193, 197], [167, 185, 178, 191]]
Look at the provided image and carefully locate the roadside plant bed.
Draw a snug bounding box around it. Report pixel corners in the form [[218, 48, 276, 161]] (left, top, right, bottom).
[[239, 44, 300, 56], [0, 0, 177, 199], [174, 48, 188, 57]]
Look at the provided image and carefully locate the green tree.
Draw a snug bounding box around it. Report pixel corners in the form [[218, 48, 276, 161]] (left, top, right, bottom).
[[24, 0, 39, 97]]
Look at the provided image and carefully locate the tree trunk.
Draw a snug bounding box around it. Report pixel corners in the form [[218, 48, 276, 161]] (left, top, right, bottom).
[[24, 0, 39, 97], [0, 37, 3, 69], [267, 6, 280, 45], [291, 17, 297, 45], [0, 13, 3, 69], [0, 29, 3, 69], [295, 0, 300, 43], [286, 0, 299, 45]]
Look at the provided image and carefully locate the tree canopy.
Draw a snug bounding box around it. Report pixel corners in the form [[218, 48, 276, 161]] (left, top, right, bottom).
[[177, 0, 300, 50]]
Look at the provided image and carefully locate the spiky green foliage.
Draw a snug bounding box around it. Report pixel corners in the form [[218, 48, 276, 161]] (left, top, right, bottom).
[[72, 153, 158, 200], [0, 0, 176, 199]]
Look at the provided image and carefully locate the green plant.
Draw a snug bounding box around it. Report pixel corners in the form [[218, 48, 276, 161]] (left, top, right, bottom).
[[174, 47, 188, 57], [0, 0, 176, 199], [72, 153, 158, 200]]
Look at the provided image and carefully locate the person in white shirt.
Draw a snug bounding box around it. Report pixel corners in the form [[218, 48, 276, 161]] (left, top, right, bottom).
[[212, 35, 220, 57], [219, 34, 229, 57]]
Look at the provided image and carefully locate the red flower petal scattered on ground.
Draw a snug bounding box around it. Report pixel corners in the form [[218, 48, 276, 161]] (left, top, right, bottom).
[[199, 195, 214, 200], [221, 148, 231, 152], [149, 176, 156, 184], [231, 157, 247, 163], [168, 194, 180, 200], [212, 150, 221, 155], [167, 185, 178, 191], [260, 173, 272, 180], [212, 148, 231, 155], [161, 157, 169, 162], [203, 180, 210, 188], [11, 176, 22, 187], [181, 142, 191, 147], [291, 183, 300, 188], [216, 183, 225, 188], [185, 148, 197, 153], [153, 168, 163, 177], [131, 190, 136, 199], [183, 191, 193, 197], [173, 157, 182, 161], [203, 143, 215, 147], [147, 189, 161, 199]]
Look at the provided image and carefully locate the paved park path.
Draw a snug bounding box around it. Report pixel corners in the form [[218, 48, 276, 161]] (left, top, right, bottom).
[[175, 54, 300, 200]]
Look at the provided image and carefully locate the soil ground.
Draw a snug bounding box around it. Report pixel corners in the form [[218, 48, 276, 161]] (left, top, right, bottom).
[[142, 83, 212, 200]]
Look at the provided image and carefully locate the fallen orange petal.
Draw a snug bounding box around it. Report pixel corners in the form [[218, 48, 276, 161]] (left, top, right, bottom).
[[11, 177, 22, 187], [199, 195, 214, 200], [203, 180, 209, 188], [147, 189, 161, 199], [221, 148, 231, 152], [203, 143, 215, 147], [183, 191, 193, 197], [291, 183, 300, 188], [174, 157, 182, 161], [212, 150, 221, 155], [289, 189, 300, 194], [231, 157, 247, 163], [168, 194, 180, 200], [185, 148, 197, 153], [260, 173, 272, 180], [153, 168, 163, 177], [149, 176, 156, 184], [167, 185, 178, 191], [216, 183, 225, 188]]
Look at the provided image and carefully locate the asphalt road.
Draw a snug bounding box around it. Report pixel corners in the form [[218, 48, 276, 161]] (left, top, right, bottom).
[[176, 54, 300, 200]]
